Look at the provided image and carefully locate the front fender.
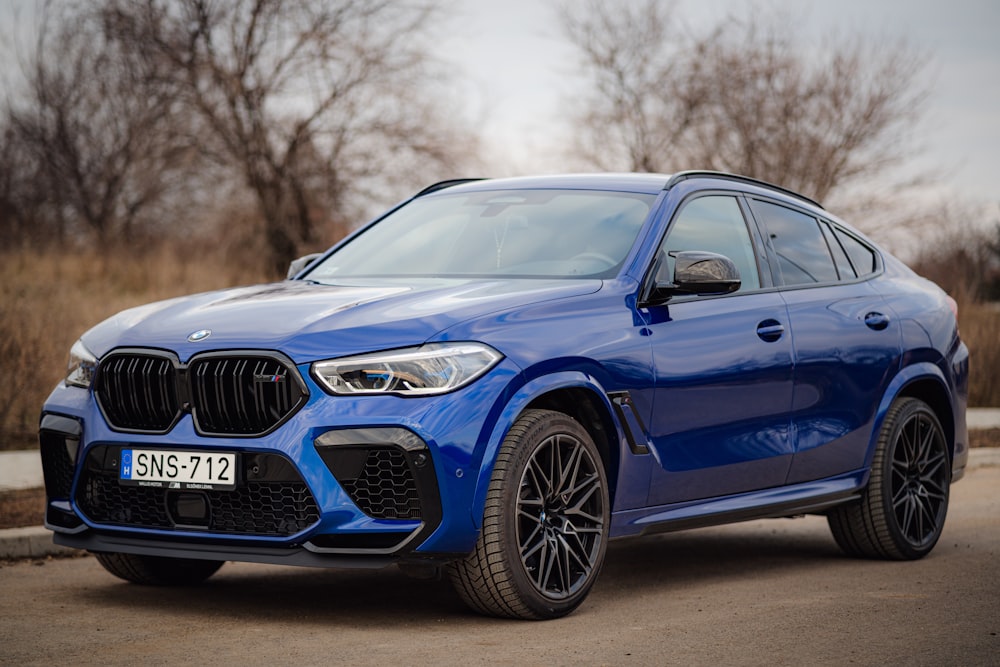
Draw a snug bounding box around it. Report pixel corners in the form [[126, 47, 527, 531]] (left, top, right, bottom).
[[468, 371, 618, 530]]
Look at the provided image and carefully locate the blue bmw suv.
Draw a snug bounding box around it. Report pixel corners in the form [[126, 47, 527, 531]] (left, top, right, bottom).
[[40, 171, 969, 619]]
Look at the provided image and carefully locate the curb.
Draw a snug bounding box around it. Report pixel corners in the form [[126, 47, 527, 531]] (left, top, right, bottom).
[[0, 526, 79, 560], [3, 448, 997, 562]]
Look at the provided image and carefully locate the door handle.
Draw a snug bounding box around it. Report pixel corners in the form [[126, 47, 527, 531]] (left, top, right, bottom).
[[756, 319, 785, 342], [864, 312, 890, 331]]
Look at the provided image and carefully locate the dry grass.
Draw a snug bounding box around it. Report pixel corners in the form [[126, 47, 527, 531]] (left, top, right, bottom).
[[961, 302, 1000, 408], [0, 244, 267, 448], [1, 245, 998, 449]]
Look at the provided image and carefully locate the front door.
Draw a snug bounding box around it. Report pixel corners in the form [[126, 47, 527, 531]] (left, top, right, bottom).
[[642, 195, 796, 505]]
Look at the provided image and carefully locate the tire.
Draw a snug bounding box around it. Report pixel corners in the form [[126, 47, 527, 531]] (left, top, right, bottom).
[[827, 397, 950, 560], [449, 409, 610, 620], [94, 552, 224, 585]]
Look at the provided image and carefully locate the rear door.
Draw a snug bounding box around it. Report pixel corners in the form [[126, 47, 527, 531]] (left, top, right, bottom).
[[746, 198, 902, 483]]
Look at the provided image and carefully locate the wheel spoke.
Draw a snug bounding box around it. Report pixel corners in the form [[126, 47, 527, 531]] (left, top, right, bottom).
[[554, 439, 584, 497], [919, 451, 946, 480], [527, 456, 552, 500], [557, 537, 572, 592], [564, 473, 601, 512], [559, 531, 592, 575], [891, 483, 909, 509], [548, 439, 560, 499], [921, 475, 947, 499], [520, 523, 544, 557], [915, 495, 936, 540], [899, 421, 916, 467], [518, 507, 543, 524], [535, 538, 554, 591], [916, 418, 935, 464], [898, 494, 916, 538]]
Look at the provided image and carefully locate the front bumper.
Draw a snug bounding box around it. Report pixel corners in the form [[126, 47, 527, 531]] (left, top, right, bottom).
[[39, 358, 522, 563]]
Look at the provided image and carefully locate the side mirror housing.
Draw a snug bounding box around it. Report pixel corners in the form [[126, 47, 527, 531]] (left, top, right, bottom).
[[643, 251, 741, 305], [286, 253, 323, 279]]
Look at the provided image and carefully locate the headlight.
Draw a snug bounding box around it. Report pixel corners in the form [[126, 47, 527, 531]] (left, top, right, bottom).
[[312, 343, 502, 396], [66, 339, 98, 388]]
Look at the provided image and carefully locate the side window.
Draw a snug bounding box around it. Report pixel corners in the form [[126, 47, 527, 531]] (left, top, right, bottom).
[[660, 196, 761, 292], [749, 200, 838, 286], [834, 227, 878, 276], [820, 221, 856, 280]]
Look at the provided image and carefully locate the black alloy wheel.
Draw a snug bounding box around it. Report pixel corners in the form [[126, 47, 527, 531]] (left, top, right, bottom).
[[449, 409, 610, 619], [828, 397, 950, 560]]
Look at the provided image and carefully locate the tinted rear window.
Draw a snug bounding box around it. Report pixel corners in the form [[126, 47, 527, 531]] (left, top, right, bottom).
[[749, 200, 838, 286]]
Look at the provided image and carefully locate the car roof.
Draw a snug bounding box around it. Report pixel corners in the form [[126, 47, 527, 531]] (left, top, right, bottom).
[[418, 171, 824, 211], [420, 173, 673, 196]]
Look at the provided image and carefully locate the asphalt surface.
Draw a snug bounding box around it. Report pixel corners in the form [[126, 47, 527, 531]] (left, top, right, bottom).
[[1, 463, 997, 665]]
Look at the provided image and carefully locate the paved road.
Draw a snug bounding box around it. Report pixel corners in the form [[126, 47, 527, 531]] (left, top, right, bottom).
[[2, 467, 997, 666]]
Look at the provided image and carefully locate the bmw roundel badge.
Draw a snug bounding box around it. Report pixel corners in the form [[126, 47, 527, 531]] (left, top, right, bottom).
[[187, 329, 212, 342]]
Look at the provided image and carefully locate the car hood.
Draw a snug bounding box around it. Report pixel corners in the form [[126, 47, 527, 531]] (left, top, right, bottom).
[[81, 279, 602, 362]]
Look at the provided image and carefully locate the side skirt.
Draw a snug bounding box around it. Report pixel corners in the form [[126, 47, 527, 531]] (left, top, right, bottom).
[[610, 469, 867, 539]]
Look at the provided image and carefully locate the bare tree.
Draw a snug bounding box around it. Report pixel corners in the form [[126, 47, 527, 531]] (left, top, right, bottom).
[[0, 126, 37, 244], [5, 3, 198, 244], [105, 0, 475, 276], [559, 1, 928, 203], [911, 202, 1000, 304], [558, 0, 709, 173]]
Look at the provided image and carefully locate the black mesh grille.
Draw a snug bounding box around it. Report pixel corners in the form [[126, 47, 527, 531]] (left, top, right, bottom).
[[94, 350, 307, 436], [96, 354, 179, 432], [339, 448, 422, 520], [190, 356, 304, 435], [76, 447, 320, 537], [39, 435, 76, 499]]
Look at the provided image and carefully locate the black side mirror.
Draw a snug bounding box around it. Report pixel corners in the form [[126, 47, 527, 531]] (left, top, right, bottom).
[[286, 253, 323, 279], [642, 251, 741, 305]]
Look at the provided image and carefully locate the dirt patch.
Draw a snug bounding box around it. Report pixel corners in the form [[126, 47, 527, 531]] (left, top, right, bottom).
[[0, 488, 45, 530], [970, 428, 1000, 448]]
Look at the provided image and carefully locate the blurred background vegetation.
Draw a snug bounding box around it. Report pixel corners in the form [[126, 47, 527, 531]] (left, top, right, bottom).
[[0, 0, 997, 446]]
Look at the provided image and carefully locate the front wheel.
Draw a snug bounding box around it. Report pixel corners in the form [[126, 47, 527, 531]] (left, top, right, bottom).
[[449, 409, 610, 619], [827, 397, 951, 560]]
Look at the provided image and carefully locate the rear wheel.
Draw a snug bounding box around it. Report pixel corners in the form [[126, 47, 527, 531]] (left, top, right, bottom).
[[94, 552, 224, 585], [449, 409, 610, 619], [828, 397, 950, 560]]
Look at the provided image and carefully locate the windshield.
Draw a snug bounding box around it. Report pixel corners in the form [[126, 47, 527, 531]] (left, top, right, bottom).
[[306, 189, 656, 281]]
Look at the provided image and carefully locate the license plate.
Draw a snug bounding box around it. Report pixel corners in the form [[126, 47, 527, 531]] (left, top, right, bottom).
[[119, 449, 237, 490]]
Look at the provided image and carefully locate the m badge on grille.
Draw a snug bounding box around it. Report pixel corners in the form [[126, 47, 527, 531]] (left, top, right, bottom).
[[254, 373, 286, 383]]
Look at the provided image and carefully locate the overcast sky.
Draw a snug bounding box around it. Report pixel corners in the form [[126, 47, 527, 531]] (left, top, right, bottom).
[[441, 0, 1000, 208], [2, 0, 997, 210]]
